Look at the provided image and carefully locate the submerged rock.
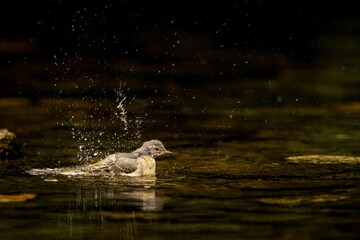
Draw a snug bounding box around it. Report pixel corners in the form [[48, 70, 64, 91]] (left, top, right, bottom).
[[0, 193, 36, 203], [0, 129, 22, 160], [285, 155, 360, 164], [257, 194, 348, 207]]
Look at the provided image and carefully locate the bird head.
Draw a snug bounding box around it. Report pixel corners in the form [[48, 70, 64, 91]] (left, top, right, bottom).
[[141, 140, 172, 158]]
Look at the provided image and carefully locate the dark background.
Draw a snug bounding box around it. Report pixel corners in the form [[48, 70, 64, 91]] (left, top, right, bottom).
[[1, 1, 358, 58], [0, 0, 359, 101]]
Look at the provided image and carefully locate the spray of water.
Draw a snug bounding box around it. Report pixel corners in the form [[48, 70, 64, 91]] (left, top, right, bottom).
[[67, 83, 145, 164], [49, 6, 147, 165]]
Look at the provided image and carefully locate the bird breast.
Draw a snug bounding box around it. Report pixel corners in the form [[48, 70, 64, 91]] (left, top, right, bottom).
[[140, 155, 156, 176]]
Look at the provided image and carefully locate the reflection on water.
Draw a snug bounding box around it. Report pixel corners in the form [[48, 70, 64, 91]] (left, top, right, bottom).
[[0, 174, 165, 239], [62, 179, 168, 239]]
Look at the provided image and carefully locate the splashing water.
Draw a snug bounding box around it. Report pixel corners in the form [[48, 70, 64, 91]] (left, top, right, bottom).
[[116, 88, 129, 132], [47, 9, 146, 166], [67, 83, 145, 164]]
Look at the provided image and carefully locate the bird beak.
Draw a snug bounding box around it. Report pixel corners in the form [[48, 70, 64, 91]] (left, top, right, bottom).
[[164, 149, 173, 154]]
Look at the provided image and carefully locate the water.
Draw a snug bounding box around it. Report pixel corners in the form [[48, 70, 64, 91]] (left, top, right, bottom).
[[1, 88, 360, 239]]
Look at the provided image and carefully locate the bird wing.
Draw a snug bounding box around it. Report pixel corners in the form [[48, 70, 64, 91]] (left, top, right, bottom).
[[90, 152, 138, 174], [89, 154, 116, 169], [110, 155, 138, 174]]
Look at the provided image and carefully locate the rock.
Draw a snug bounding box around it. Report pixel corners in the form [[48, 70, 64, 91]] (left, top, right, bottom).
[[285, 155, 360, 164], [0, 193, 37, 202], [0, 129, 22, 160], [257, 194, 348, 206]]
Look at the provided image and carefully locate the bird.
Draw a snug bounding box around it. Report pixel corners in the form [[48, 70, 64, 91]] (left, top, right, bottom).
[[88, 140, 172, 177]]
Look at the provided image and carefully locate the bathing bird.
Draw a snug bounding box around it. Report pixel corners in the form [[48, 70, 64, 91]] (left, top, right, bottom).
[[89, 140, 172, 177]]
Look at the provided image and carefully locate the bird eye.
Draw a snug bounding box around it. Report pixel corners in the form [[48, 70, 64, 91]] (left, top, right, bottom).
[[155, 147, 160, 151]]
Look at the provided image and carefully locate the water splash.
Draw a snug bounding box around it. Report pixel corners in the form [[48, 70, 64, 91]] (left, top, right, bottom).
[[67, 83, 145, 164], [47, 6, 146, 165], [116, 87, 129, 132]]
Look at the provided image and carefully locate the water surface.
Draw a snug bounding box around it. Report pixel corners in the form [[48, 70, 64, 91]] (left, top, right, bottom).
[[1, 93, 360, 239]]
